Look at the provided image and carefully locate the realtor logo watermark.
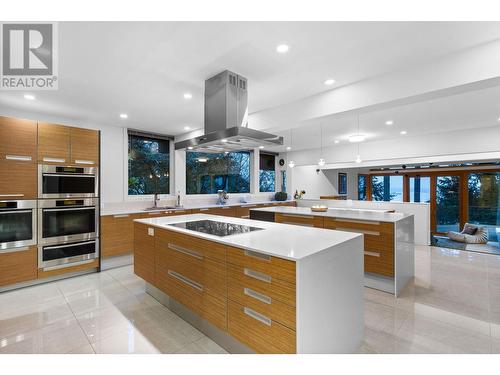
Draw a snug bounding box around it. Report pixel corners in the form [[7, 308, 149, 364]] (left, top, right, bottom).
[[0, 22, 58, 90]]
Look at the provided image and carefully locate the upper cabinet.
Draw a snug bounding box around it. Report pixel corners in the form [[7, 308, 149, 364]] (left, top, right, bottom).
[[38, 122, 71, 164], [0, 116, 37, 161], [70, 127, 99, 166], [38, 122, 99, 166]]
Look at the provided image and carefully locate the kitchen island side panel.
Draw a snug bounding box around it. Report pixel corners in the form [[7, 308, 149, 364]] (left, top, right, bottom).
[[395, 215, 415, 297], [296, 235, 364, 353]]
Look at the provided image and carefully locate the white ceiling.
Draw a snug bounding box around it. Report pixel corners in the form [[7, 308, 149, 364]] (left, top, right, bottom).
[[268, 84, 500, 152], [1, 22, 500, 135]]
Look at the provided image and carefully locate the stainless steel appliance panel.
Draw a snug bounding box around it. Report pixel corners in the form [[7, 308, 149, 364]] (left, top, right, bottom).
[[38, 238, 99, 270], [38, 164, 98, 198], [0, 200, 37, 251]]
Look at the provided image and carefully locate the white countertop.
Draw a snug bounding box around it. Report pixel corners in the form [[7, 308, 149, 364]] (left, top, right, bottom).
[[251, 206, 413, 223], [134, 214, 361, 261], [101, 200, 294, 216]]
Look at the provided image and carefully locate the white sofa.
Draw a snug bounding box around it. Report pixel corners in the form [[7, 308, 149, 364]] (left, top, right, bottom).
[[448, 223, 489, 244]]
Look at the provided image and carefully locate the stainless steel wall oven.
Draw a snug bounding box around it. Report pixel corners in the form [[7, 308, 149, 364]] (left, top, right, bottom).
[[0, 200, 37, 251], [38, 165, 98, 198]]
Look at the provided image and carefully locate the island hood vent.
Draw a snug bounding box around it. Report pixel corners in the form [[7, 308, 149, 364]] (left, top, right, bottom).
[[174, 70, 283, 152]]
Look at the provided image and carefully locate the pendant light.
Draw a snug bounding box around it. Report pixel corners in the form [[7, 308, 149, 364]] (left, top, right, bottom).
[[288, 128, 295, 168], [318, 123, 326, 167], [355, 114, 362, 163]]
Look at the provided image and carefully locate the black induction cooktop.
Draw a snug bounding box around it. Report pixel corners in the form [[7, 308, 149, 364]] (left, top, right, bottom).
[[169, 220, 264, 237]]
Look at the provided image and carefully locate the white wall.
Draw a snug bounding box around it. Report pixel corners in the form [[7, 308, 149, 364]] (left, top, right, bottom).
[[290, 166, 358, 199]]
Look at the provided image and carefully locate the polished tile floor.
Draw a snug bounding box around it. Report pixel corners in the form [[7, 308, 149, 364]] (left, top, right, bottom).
[[1, 245, 500, 354]]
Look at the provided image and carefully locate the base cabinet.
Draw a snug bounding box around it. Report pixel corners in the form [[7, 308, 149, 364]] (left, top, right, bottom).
[[0, 247, 37, 287]]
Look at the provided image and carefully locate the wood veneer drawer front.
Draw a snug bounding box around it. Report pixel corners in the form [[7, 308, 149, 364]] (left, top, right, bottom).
[[228, 280, 296, 330], [70, 127, 99, 166], [165, 209, 192, 216], [228, 301, 296, 354], [0, 159, 37, 199], [227, 246, 296, 285], [365, 256, 394, 277], [38, 259, 99, 279], [0, 116, 37, 159], [38, 122, 71, 163], [228, 263, 296, 307], [134, 223, 155, 284], [101, 214, 134, 257], [0, 246, 37, 287], [156, 236, 226, 297], [156, 229, 226, 263], [275, 213, 324, 228], [323, 217, 393, 234]]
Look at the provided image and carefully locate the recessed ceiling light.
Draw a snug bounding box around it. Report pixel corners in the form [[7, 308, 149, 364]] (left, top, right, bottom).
[[276, 44, 289, 53], [400, 130, 407, 135], [334, 140, 340, 144], [348, 134, 366, 143], [183, 93, 192, 100], [197, 157, 208, 163], [24, 94, 35, 100], [119, 113, 128, 119], [324, 79, 335, 86], [221, 139, 228, 143], [385, 120, 394, 125], [286, 146, 291, 151], [187, 146, 193, 150], [355, 154, 362, 163], [288, 160, 295, 168], [498, 117, 500, 122], [183, 126, 191, 131], [259, 145, 265, 149]]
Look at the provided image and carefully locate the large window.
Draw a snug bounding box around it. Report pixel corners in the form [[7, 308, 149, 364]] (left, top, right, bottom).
[[358, 175, 367, 200], [259, 153, 276, 192], [186, 151, 250, 194], [371, 175, 403, 202], [338, 173, 347, 195], [436, 175, 460, 233], [128, 132, 170, 195], [409, 176, 431, 203], [468, 172, 500, 241]]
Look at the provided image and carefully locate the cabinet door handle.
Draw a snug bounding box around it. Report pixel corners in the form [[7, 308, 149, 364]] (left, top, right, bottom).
[[0, 194, 24, 197], [75, 159, 95, 165], [244, 288, 272, 304], [244, 307, 271, 326], [281, 214, 314, 219], [168, 243, 203, 260], [168, 270, 203, 291], [244, 268, 272, 283], [336, 227, 380, 236], [42, 157, 66, 163], [364, 251, 381, 257], [199, 208, 209, 211], [244, 250, 270, 262], [6, 155, 32, 161], [113, 214, 130, 218], [281, 221, 314, 227]]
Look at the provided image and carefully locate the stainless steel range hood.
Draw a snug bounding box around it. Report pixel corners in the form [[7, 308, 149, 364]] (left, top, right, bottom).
[[175, 70, 283, 152]]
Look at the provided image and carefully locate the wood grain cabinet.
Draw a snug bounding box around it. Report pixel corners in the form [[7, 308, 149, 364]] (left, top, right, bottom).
[[134, 223, 156, 284], [37, 122, 71, 164], [0, 246, 38, 287], [70, 127, 99, 166], [0, 159, 37, 199], [275, 213, 324, 228]]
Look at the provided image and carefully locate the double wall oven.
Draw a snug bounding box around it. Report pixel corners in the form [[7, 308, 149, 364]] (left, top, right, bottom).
[[0, 200, 37, 253], [37, 165, 100, 271]]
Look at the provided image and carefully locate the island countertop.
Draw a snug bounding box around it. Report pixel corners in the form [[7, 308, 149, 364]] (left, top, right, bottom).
[[134, 213, 361, 261], [250, 205, 413, 223]]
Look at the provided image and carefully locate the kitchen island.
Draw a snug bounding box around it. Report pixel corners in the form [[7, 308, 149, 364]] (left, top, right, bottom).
[[250, 206, 415, 296], [133, 214, 364, 354]]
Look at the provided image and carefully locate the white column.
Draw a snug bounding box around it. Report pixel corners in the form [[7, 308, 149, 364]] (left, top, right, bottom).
[[250, 149, 260, 194], [174, 149, 186, 196]]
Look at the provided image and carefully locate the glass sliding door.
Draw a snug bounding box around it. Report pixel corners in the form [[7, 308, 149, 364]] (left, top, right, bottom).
[[409, 176, 431, 203], [436, 175, 460, 233], [468, 172, 500, 242], [371, 175, 403, 202]]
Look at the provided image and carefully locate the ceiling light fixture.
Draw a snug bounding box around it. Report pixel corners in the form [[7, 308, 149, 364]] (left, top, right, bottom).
[[318, 123, 326, 167], [324, 79, 335, 86], [355, 154, 362, 164], [276, 44, 289, 53], [288, 129, 295, 168], [221, 139, 228, 143], [183, 93, 192, 100], [183, 126, 191, 131], [354, 115, 362, 163], [286, 146, 291, 151], [259, 145, 264, 149], [197, 157, 208, 163], [385, 120, 394, 125], [334, 140, 340, 144], [119, 113, 128, 119], [187, 146, 193, 150], [348, 134, 366, 143], [400, 130, 407, 135], [24, 94, 35, 100]]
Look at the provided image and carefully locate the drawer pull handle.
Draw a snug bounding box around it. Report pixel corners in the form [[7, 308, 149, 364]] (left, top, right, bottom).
[[281, 214, 314, 219], [113, 214, 130, 218], [148, 212, 161, 215], [244, 307, 271, 326], [243, 204, 257, 208], [335, 227, 380, 236], [168, 270, 203, 291], [364, 251, 381, 257], [281, 221, 314, 227], [168, 243, 203, 260], [42, 157, 66, 163], [0, 194, 24, 197], [244, 250, 270, 262], [244, 268, 272, 283], [244, 288, 272, 304], [333, 218, 381, 226], [75, 159, 95, 165], [241, 215, 250, 219], [199, 208, 209, 211], [6, 155, 32, 161]]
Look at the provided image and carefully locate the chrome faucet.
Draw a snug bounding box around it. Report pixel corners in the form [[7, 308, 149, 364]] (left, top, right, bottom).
[[154, 193, 160, 208]]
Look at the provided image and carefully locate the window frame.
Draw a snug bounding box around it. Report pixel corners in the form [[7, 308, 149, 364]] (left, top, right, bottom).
[[259, 152, 277, 193]]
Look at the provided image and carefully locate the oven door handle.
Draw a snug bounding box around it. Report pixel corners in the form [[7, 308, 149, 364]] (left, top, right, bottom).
[[42, 207, 96, 212], [43, 240, 96, 250], [0, 210, 33, 214], [42, 173, 95, 178]]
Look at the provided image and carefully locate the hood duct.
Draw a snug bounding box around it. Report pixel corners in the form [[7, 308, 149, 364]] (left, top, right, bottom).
[[175, 70, 283, 152]]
